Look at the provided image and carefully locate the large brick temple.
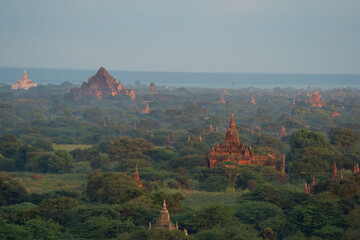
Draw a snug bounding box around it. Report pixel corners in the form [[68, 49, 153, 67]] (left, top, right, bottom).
[[206, 114, 282, 170], [70, 67, 135, 100]]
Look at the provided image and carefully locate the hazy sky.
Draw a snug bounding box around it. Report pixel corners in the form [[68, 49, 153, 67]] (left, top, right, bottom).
[[0, 0, 359, 74]]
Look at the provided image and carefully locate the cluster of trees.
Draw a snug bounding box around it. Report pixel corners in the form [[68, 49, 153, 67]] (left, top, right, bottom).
[[0, 135, 74, 173], [1, 84, 360, 239], [2, 170, 360, 239]]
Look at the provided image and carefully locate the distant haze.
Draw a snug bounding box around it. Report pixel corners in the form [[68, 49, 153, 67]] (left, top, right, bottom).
[[1, 67, 359, 89], [0, 0, 359, 74]]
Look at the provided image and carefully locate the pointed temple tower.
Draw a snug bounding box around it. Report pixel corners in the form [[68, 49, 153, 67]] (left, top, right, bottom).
[[332, 163, 337, 179], [311, 176, 316, 189], [206, 114, 277, 169], [217, 96, 226, 104], [142, 103, 150, 114], [281, 154, 286, 173], [166, 134, 171, 146], [155, 200, 177, 230], [133, 165, 142, 188], [279, 125, 287, 138], [208, 125, 214, 134], [251, 96, 256, 104], [11, 68, 37, 90]]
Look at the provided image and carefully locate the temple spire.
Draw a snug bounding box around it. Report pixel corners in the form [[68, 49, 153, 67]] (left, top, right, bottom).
[[155, 199, 176, 230], [133, 164, 142, 187], [332, 162, 337, 179], [229, 114, 236, 129]]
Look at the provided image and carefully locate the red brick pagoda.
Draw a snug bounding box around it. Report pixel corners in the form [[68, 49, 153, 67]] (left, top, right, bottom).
[[141, 103, 150, 114], [309, 90, 325, 107], [148, 82, 158, 94], [133, 165, 142, 187], [71, 67, 136, 100], [206, 114, 279, 169]]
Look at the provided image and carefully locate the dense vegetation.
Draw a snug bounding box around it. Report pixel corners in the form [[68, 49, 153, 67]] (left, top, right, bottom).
[[0, 82, 360, 239]]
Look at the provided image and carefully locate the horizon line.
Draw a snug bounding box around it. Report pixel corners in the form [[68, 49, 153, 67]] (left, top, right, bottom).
[[1, 66, 360, 76]]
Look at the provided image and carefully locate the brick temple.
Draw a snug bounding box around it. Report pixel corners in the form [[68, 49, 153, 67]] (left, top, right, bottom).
[[71, 67, 135, 100], [206, 114, 281, 170]]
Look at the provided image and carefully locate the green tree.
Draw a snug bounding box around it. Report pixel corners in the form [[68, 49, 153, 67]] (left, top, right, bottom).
[[179, 205, 237, 233], [25, 218, 63, 240], [256, 135, 285, 151], [0, 134, 19, 158], [235, 201, 286, 234], [86, 172, 144, 204], [198, 175, 231, 192], [0, 175, 27, 205], [329, 127, 360, 153], [47, 150, 74, 173], [288, 194, 346, 239], [108, 137, 153, 162], [25, 153, 52, 173], [39, 196, 78, 224], [288, 129, 339, 173], [345, 207, 360, 240], [0, 218, 31, 240], [72, 216, 134, 240]]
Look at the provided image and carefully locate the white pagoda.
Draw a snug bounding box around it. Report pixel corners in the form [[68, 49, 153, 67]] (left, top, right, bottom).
[[11, 68, 37, 90]]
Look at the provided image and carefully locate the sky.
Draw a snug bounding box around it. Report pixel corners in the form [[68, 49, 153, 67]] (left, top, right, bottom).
[[0, 0, 359, 74]]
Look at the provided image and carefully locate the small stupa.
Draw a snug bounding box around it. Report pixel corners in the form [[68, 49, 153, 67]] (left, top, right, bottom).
[[218, 96, 226, 104], [155, 200, 177, 230], [332, 112, 341, 118], [142, 103, 150, 114], [166, 134, 171, 146], [332, 163, 337, 179], [251, 96, 256, 104], [133, 165, 142, 187], [11, 69, 37, 90], [208, 125, 214, 134], [279, 125, 287, 138]]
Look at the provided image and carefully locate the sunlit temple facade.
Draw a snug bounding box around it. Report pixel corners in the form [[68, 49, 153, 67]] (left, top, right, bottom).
[[11, 69, 37, 90]]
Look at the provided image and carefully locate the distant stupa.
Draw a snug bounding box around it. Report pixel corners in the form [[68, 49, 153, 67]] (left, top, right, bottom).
[[142, 103, 150, 114], [11, 69, 37, 90]]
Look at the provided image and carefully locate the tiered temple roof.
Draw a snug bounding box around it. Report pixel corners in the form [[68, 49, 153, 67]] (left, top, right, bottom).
[[206, 114, 279, 169], [309, 90, 325, 107], [148, 82, 158, 94], [71, 67, 135, 100], [11, 69, 37, 90]]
